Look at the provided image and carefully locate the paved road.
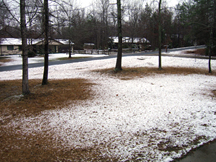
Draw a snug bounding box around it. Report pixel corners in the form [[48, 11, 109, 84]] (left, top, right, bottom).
[[0, 45, 206, 72], [175, 140, 216, 162], [0, 50, 157, 72]]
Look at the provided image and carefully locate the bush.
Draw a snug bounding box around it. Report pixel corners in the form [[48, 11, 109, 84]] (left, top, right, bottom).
[[28, 51, 36, 57]]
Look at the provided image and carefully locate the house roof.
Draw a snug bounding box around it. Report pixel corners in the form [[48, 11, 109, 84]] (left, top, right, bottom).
[[110, 37, 150, 44], [57, 39, 74, 45], [0, 38, 74, 45], [0, 38, 22, 45], [84, 43, 95, 46]]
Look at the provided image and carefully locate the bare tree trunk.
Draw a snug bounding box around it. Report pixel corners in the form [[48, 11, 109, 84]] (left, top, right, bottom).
[[208, 0, 216, 73], [115, 0, 122, 71], [158, 0, 162, 70], [69, 39, 72, 58], [42, 0, 49, 85], [209, 47, 212, 73], [20, 0, 30, 94]]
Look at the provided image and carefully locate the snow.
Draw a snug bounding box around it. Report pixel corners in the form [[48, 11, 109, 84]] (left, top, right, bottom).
[[1, 53, 108, 66], [1, 38, 22, 45], [0, 38, 72, 45], [1, 52, 216, 161], [110, 36, 150, 44]]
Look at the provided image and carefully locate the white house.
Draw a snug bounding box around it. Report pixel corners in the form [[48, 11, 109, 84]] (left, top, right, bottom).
[[0, 38, 73, 55], [110, 36, 150, 44], [109, 36, 150, 50]]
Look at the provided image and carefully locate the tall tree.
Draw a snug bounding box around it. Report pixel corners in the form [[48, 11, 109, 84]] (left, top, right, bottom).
[[139, 3, 153, 48], [53, 0, 76, 58], [20, 0, 30, 94], [158, 0, 162, 69], [25, 0, 43, 44], [177, 0, 216, 72], [42, 0, 49, 85], [115, 0, 122, 71], [0, 1, 9, 30], [125, 0, 142, 49]]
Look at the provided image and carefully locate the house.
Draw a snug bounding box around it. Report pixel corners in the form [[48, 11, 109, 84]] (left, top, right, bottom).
[[109, 36, 150, 50], [0, 38, 22, 55], [83, 43, 95, 54], [0, 38, 73, 55]]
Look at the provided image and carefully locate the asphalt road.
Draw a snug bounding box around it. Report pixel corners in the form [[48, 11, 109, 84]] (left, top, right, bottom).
[[0, 45, 206, 72], [0, 50, 156, 72], [175, 140, 216, 162]]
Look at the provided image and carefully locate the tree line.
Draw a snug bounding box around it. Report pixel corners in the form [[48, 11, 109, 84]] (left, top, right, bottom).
[[1, 0, 215, 50]]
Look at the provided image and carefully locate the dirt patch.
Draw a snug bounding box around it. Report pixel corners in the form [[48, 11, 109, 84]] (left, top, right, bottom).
[[93, 66, 215, 80]]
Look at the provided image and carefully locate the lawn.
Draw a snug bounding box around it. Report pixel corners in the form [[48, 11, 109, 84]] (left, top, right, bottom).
[[0, 51, 216, 161]]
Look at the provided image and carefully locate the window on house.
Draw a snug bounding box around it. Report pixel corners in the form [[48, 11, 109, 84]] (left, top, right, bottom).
[[7, 45, 14, 50], [19, 45, 22, 51]]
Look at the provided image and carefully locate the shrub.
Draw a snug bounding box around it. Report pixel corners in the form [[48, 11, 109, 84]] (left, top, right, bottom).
[[28, 51, 36, 57]]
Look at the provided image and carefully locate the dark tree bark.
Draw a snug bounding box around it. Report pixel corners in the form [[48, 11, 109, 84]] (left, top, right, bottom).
[[115, 0, 122, 71], [42, 0, 49, 85], [20, 0, 30, 94], [69, 39, 72, 58], [208, 0, 216, 73], [209, 46, 212, 73], [158, 0, 162, 70]]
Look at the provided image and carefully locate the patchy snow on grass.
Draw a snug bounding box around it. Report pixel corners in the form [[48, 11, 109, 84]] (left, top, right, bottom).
[[1, 55, 216, 161]]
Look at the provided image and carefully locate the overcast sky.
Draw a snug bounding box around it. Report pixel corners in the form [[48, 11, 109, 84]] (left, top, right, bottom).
[[79, 0, 183, 8]]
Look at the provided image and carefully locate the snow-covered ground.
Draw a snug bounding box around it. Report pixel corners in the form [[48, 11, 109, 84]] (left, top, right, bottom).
[[1, 53, 108, 66], [1, 52, 216, 161], [0, 49, 203, 67]]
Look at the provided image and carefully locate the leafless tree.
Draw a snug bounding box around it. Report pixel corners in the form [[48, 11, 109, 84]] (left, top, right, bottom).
[[158, 0, 162, 69], [20, 0, 30, 94], [115, 0, 122, 71], [52, 0, 78, 57], [124, 0, 142, 50], [91, 0, 110, 49], [42, 0, 49, 85], [0, 1, 10, 30]]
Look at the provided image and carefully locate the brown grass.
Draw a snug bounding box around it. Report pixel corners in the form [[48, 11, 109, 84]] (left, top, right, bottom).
[[0, 79, 114, 162], [0, 79, 94, 118], [185, 49, 206, 55], [0, 57, 12, 66], [93, 66, 215, 80], [0, 131, 117, 162]]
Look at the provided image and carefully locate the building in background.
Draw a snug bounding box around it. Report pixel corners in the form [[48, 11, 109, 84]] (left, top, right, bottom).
[[0, 38, 73, 55]]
